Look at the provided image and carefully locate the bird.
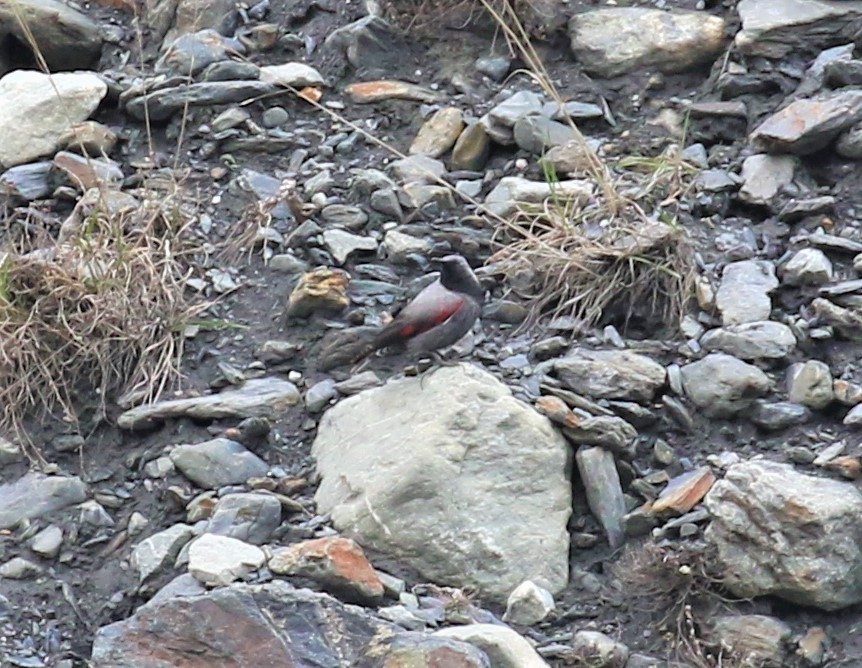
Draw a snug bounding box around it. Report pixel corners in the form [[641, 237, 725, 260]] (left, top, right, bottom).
[[368, 254, 484, 358]]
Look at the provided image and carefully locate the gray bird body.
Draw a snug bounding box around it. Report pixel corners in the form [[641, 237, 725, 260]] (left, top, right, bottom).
[[371, 255, 483, 354]]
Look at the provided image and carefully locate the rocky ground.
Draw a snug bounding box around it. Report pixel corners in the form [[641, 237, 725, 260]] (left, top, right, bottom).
[[3, 0, 862, 666]]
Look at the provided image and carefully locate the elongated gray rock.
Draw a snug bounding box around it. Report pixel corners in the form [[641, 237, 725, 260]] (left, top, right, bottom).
[[706, 461, 862, 610], [700, 321, 796, 360], [553, 349, 666, 403], [125, 81, 280, 121], [117, 377, 300, 430], [0, 473, 88, 530], [576, 446, 627, 549], [312, 363, 571, 602]]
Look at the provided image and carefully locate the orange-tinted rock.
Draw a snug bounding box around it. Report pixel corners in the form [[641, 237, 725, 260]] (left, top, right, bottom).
[[285, 267, 350, 319], [651, 467, 715, 515], [269, 536, 385, 603], [346, 80, 443, 104]]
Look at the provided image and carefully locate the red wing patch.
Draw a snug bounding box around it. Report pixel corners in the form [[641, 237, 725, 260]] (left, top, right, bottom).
[[401, 297, 464, 338], [429, 300, 463, 326]]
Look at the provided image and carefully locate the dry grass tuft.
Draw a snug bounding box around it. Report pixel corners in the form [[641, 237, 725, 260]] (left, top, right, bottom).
[[614, 542, 737, 668], [0, 174, 208, 454], [490, 196, 697, 333], [474, 0, 698, 334]]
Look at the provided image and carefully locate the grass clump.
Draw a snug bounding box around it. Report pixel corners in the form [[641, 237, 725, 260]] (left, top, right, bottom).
[[0, 174, 207, 453], [614, 542, 739, 668], [490, 197, 697, 333]]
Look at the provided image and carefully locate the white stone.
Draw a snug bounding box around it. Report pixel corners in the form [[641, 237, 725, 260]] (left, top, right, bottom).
[[259, 62, 324, 87], [0, 70, 107, 168], [435, 624, 550, 668], [503, 580, 555, 625], [187, 533, 265, 586], [782, 248, 833, 286]]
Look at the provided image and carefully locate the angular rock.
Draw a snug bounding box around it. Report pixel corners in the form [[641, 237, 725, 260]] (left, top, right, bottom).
[[131, 524, 195, 583], [451, 122, 491, 171], [92, 580, 484, 667], [738, 154, 796, 206], [312, 364, 571, 602], [680, 353, 771, 417], [146, 0, 238, 43], [651, 467, 715, 515], [564, 416, 638, 459], [0, 0, 102, 73], [207, 493, 281, 544], [715, 260, 778, 325], [750, 90, 862, 155], [503, 580, 555, 626], [782, 248, 833, 285], [156, 29, 241, 76], [576, 446, 627, 549], [117, 377, 300, 430], [483, 176, 593, 218], [488, 90, 544, 127], [410, 107, 464, 158], [187, 533, 266, 586], [787, 360, 834, 410], [568, 8, 726, 77], [390, 154, 446, 184], [0, 473, 87, 530], [0, 70, 107, 168], [706, 460, 862, 610], [553, 349, 666, 403], [30, 525, 63, 559], [259, 62, 324, 87], [286, 267, 350, 319], [0, 161, 54, 201], [751, 401, 811, 431], [513, 115, 576, 154], [735, 0, 862, 58], [435, 624, 550, 668], [700, 321, 796, 360], [320, 204, 368, 229], [269, 536, 385, 604], [322, 229, 377, 265], [170, 438, 268, 489]]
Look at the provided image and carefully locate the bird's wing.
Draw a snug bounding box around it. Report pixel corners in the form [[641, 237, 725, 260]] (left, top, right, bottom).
[[372, 282, 465, 349], [407, 294, 481, 353]]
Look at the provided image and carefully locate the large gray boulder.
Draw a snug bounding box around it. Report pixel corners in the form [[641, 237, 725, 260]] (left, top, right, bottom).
[[312, 363, 571, 602], [706, 460, 862, 610]]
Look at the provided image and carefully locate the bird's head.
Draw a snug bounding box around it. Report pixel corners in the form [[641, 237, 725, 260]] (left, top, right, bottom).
[[438, 255, 484, 301]]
